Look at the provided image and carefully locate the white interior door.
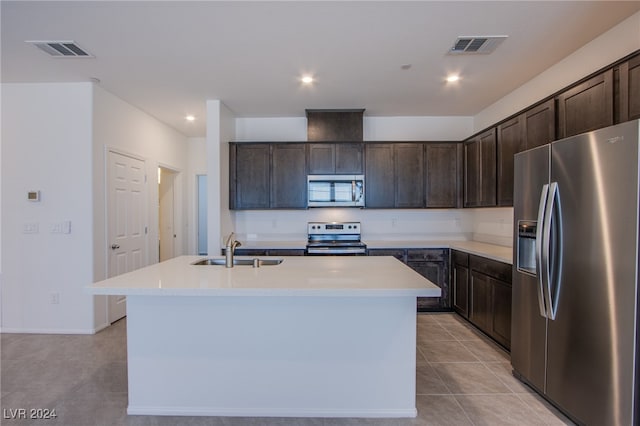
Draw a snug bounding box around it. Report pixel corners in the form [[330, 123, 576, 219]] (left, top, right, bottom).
[[108, 151, 146, 323], [159, 167, 176, 262]]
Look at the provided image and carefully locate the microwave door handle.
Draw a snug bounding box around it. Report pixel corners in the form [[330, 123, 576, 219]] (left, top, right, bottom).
[[352, 180, 356, 202]]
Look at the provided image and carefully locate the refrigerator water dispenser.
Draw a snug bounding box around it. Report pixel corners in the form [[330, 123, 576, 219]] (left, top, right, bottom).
[[517, 221, 537, 275]]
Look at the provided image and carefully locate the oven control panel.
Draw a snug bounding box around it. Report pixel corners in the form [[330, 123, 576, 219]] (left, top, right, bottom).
[[308, 222, 361, 235]]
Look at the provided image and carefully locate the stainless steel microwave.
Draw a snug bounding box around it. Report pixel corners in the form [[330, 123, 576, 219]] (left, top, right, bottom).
[[307, 175, 365, 207]]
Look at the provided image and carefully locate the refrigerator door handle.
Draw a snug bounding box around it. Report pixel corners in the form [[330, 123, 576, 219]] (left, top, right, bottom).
[[536, 184, 550, 318], [546, 182, 563, 320]]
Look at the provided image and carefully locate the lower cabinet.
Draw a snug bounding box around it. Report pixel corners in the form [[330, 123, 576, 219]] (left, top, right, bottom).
[[222, 248, 305, 256], [368, 248, 449, 312], [452, 250, 512, 350]]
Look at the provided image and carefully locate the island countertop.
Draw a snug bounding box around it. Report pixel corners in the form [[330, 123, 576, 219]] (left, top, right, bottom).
[[87, 255, 442, 297]]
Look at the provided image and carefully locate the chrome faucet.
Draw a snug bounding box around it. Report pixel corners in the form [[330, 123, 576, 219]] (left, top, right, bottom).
[[225, 232, 242, 268]]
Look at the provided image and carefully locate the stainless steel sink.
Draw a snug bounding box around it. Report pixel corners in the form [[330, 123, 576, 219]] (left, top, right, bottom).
[[191, 258, 284, 267]]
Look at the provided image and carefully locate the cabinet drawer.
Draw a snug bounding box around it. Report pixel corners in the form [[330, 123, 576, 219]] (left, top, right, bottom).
[[469, 255, 512, 283], [407, 249, 447, 262], [451, 249, 469, 266]]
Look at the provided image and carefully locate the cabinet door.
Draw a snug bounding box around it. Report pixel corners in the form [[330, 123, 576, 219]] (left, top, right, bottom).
[[463, 139, 480, 207], [617, 54, 640, 123], [233, 144, 270, 209], [491, 277, 512, 350], [557, 69, 614, 138], [425, 143, 459, 208], [308, 143, 335, 174], [365, 144, 395, 208], [452, 263, 470, 319], [395, 143, 425, 208], [470, 271, 491, 334], [271, 144, 307, 209], [335, 143, 363, 174], [497, 117, 524, 207], [409, 260, 448, 311], [524, 99, 556, 150], [479, 128, 497, 206]]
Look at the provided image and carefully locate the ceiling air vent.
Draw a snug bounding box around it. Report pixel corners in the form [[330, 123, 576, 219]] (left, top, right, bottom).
[[449, 36, 507, 54], [27, 40, 94, 58]]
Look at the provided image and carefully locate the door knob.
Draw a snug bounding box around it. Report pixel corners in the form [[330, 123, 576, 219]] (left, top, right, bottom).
[[111, 244, 120, 250]]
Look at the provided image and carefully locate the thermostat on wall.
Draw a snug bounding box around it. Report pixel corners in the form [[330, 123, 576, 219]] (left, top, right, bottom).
[[27, 190, 41, 202]]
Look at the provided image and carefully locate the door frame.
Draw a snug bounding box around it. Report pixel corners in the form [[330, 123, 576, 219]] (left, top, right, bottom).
[[105, 147, 149, 323], [158, 164, 180, 262]]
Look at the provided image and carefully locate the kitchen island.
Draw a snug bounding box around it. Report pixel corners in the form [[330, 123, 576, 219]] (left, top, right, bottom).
[[87, 255, 440, 418]]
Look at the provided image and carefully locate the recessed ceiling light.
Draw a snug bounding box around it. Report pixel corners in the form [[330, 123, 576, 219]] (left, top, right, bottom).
[[301, 75, 314, 84], [185, 115, 195, 122], [446, 75, 460, 83]]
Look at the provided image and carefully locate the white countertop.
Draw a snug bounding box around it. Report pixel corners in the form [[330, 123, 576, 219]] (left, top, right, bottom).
[[87, 255, 442, 297], [238, 239, 513, 264]]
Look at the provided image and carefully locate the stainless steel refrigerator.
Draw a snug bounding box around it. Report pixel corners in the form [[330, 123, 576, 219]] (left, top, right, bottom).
[[512, 120, 640, 425]]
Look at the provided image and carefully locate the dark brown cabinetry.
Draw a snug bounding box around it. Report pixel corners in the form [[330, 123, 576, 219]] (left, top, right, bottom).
[[364, 144, 395, 208], [557, 69, 614, 139], [395, 144, 425, 208], [365, 143, 425, 208], [468, 255, 512, 350], [497, 117, 525, 206], [451, 250, 470, 319], [367, 248, 449, 311], [407, 249, 449, 311], [617, 55, 640, 122], [230, 143, 270, 209], [464, 128, 497, 208], [523, 99, 556, 150], [425, 143, 461, 208], [230, 143, 307, 210], [226, 248, 306, 256], [308, 143, 363, 174], [271, 144, 307, 208]]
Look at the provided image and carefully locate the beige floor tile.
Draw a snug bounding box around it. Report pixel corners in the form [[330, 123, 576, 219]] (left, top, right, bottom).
[[484, 362, 535, 394], [432, 362, 511, 394], [416, 363, 451, 395], [455, 394, 549, 426], [415, 395, 473, 425], [416, 324, 457, 343], [515, 392, 576, 425], [460, 338, 509, 362], [418, 340, 478, 363]]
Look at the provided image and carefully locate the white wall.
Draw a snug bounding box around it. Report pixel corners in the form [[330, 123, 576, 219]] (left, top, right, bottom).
[[187, 137, 206, 255], [475, 11, 640, 131], [92, 85, 188, 330], [206, 100, 236, 254], [1, 83, 95, 333]]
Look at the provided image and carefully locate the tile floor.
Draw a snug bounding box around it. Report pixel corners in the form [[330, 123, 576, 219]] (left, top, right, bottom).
[[1, 313, 574, 426]]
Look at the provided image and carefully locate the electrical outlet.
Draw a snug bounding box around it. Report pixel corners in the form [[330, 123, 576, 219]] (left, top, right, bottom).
[[50, 293, 60, 305]]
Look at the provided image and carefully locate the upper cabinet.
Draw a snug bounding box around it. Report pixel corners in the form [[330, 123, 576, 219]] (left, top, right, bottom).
[[308, 143, 363, 174], [364, 144, 396, 208], [425, 143, 461, 208], [365, 142, 461, 209], [616, 54, 640, 123], [557, 69, 614, 139], [497, 116, 525, 207], [523, 99, 556, 150], [464, 128, 497, 208], [230, 142, 307, 210]]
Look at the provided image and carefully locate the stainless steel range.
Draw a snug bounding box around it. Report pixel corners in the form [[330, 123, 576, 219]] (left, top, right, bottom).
[[306, 222, 367, 255]]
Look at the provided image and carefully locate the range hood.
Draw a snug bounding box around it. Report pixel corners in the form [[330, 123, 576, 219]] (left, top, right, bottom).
[[306, 109, 365, 142]]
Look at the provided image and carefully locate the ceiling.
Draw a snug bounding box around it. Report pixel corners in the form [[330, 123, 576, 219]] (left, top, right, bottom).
[[2, 1, 639, 138]]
